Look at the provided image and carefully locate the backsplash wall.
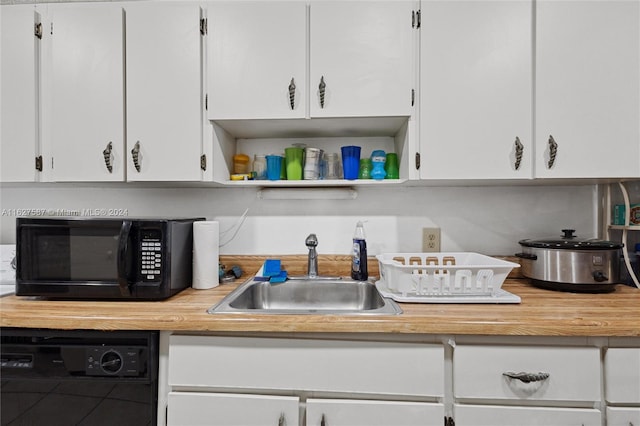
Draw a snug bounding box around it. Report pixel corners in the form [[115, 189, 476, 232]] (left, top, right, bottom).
[[0, 184, 599, 256]]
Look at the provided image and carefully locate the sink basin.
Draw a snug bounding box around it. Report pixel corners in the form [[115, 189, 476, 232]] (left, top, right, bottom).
[[208, 278, 402, 315]]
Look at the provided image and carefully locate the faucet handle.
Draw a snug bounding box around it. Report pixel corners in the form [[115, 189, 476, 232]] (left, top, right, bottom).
[[305, 234, 318, 248]]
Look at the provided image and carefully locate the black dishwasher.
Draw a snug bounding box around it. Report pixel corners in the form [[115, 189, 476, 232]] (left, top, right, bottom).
[[0, 328, 158, 426]]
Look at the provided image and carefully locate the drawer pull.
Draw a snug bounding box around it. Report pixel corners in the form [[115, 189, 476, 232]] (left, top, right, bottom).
[[278, 413, 285, 426], [288, 78, 296, 110], [321, 414, 327, 426], [514, 136, 523, 170], [131, 141, 141, 172], [103, 141, 113, 173], [503, 371, 550, 383]]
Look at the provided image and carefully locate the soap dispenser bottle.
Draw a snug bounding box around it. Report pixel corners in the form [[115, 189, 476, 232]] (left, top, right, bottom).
[[351, 221, 368, 280]]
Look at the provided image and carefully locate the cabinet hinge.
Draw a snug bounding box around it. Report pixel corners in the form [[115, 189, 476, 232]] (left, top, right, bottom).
[[411, 88, 415, 106], [200, 154, 207, 171], [34, 23, 43, 39], [412, 10, 421, 28], [200, 18, 207, 35], [415, 152, 421, 170], [35, 156, 43, 172]]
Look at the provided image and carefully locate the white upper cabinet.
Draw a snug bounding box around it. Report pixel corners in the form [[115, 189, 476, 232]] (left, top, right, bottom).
[[419, 0, 533, 180], [125, 3, 204, 181], [535, 0, 640, 178], [309, 1, 415, 118], [207, 1, 307, 120], [207, 1, 415, 123], [49, 3, 125, 182], [1, 5, 42, 182]]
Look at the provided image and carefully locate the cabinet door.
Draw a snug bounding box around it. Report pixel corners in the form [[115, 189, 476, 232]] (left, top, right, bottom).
[[207, 1, 307, 120], [1, 5, 41, 182], [606, 407, 640, 426], [605, 348, 640, 403], [454, 404, 602, 426], [419, 0, 532, 179], [49, 3, 124, 182], [309, 1, 414, 117], [167, 392, 299, 426], [306, 399, 444, 426], [536, 0, 640, 178], [126, 3, 203, 181]]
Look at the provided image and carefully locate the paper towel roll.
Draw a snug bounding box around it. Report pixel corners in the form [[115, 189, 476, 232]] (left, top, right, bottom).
[[192, 221, 219, 289]]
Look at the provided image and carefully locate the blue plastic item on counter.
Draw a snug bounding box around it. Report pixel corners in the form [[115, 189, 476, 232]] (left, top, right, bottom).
[[269, 270, 288, 283], [370, 150, 386, 180], [263, 259, 282, 277]]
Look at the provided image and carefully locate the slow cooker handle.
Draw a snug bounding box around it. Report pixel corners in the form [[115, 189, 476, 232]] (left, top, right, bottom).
[[515, 252, 538, 260], [593, 271, 608, 282]]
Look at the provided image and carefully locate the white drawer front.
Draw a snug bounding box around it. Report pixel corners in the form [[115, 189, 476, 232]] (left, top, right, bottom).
[[167, 392, 299, 426], [306, 398, 444, 426], [454, 345, 600, 402], [454, 404, 601, 426], [606, 407, 640, 426], [605, 348, 640, 403], [169, 335, 444, 397]]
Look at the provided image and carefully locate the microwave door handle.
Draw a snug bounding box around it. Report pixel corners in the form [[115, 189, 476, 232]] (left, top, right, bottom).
[[117, 220, 133, 296]]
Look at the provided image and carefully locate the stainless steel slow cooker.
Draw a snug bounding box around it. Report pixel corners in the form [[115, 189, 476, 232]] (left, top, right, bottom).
[[516, 229, 623, 293]]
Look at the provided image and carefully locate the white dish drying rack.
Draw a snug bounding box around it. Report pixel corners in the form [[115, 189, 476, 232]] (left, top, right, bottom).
[[375, 252, 521, 304]]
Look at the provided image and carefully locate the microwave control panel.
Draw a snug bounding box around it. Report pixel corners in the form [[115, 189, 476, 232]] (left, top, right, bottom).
[[140, 229, 162, 282]]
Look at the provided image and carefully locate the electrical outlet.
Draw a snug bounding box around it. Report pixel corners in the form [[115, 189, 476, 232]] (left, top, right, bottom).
[[422, 227, 441, 252]]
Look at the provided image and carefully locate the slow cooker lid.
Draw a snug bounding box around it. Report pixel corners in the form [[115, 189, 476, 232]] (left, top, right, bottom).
[[519, 229, 624, 250]]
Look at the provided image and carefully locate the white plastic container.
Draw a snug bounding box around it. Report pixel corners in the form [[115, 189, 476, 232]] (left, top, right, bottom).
[[376, 252, 520, 303]]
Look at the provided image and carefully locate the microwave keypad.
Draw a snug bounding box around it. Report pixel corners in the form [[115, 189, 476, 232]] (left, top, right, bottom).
[[140, 241, 162, 281]]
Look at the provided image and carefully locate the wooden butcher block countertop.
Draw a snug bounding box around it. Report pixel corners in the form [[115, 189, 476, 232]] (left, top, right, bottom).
[[1, 255, 639, 337]]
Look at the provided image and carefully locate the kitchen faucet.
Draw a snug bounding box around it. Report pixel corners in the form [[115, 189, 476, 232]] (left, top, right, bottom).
[[305, 234, 319, 278], [287, 234, 340, 281]]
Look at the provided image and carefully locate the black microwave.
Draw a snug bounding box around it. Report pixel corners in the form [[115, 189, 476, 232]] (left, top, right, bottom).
[[16, 217, 204, 300]]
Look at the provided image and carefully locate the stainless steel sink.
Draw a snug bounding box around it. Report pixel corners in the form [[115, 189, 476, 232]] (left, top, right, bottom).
[[208, 278, 402, 315]]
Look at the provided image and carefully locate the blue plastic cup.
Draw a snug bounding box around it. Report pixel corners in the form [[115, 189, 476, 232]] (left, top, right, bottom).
[[265, 155, 283, 181], [341, 146, 361, 180]]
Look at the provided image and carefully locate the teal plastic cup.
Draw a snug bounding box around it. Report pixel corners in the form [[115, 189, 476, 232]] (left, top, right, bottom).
[[265, 155, 283, 181]]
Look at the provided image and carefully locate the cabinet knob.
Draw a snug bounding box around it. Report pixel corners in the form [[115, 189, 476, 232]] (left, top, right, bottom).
[[131, 141, 141, 172], [103, 141, 114, 173], [514, 136, 524, 170], [547, 135, 558, 169], [503, 371, 550, 383], [319, 76, 326, 109], [288, 78, 296, 110]]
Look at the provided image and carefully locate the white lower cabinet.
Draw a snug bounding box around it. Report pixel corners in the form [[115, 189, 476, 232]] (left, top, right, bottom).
[[167, 392, 299, 426], [306, 398, 443, 426], [454, 404, 601, 426], [166, 335, 444, 426], [606, 407, 640, 426], [454, 345, 601, 402], [605, 348, 640, 425], [453, 344, 602, 426], [163, 335, 640, 425]]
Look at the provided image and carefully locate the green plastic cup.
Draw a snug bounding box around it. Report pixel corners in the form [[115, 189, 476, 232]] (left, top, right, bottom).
[[285, 147, 304, 180], [385, 153, 399, 179]]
